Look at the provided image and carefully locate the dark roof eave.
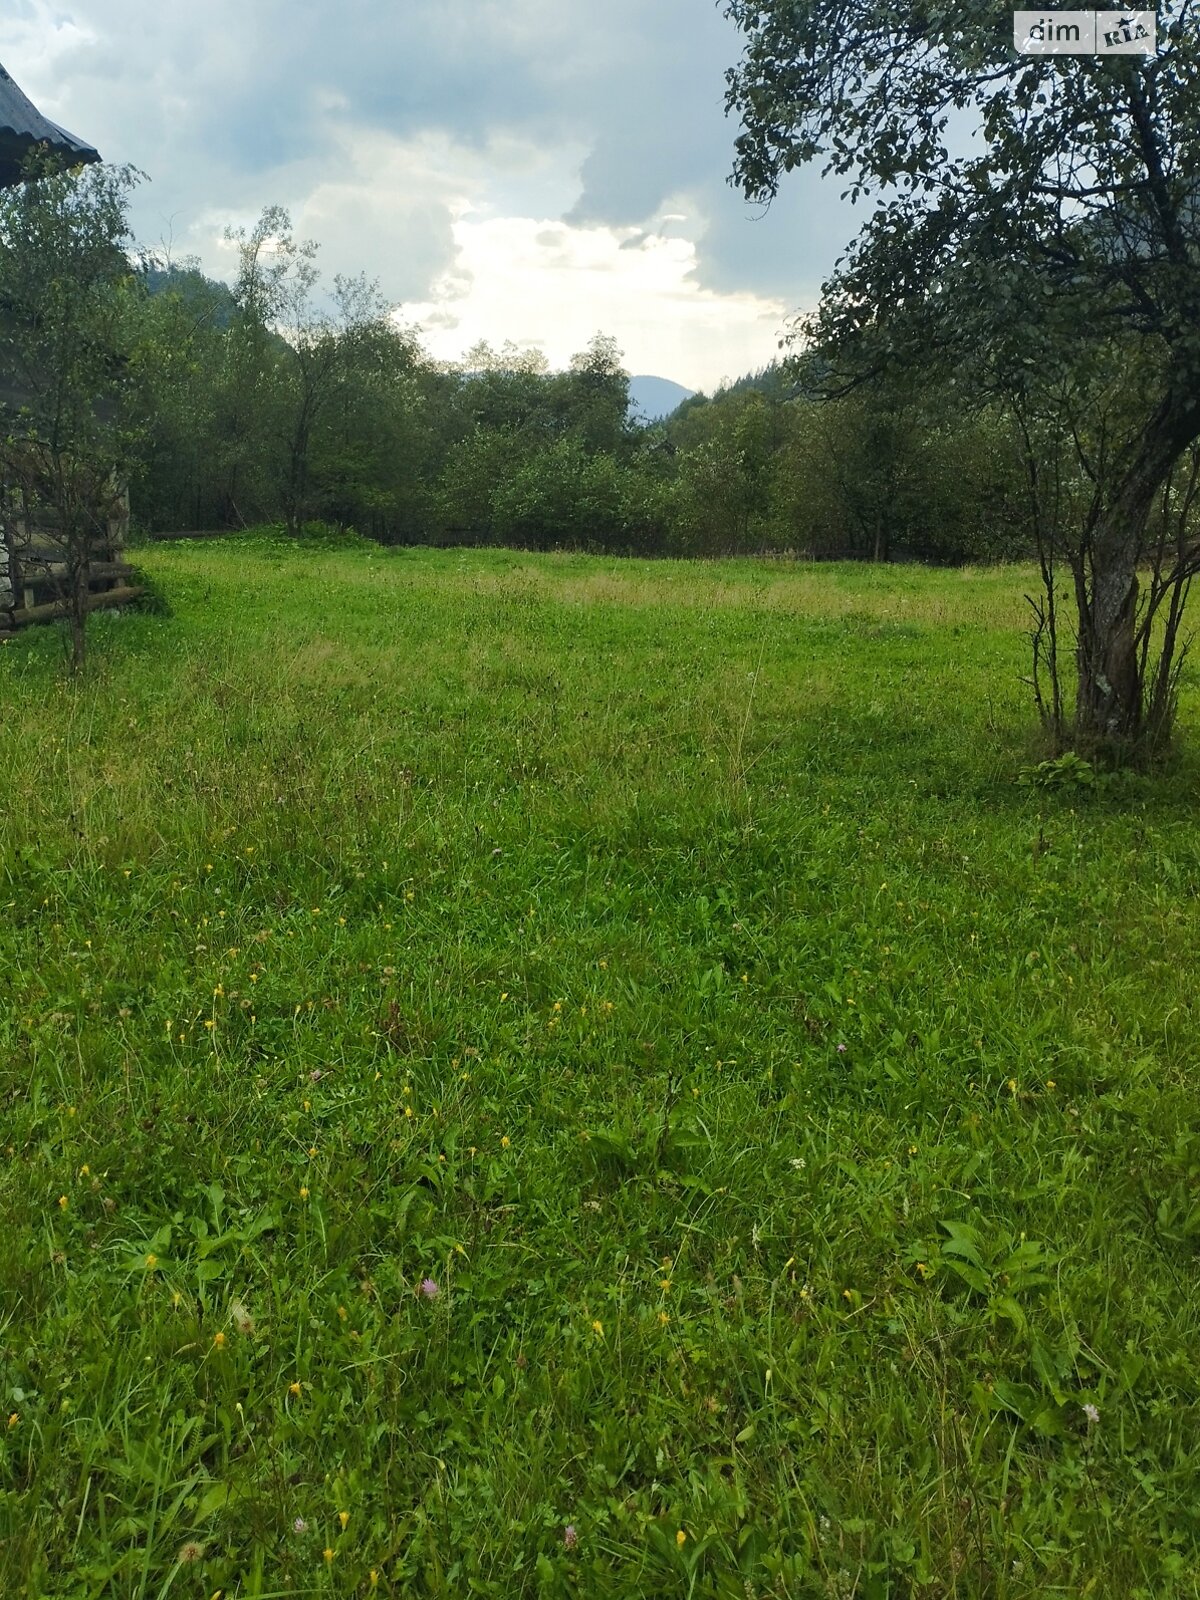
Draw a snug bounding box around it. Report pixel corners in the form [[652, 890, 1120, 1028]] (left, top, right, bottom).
[[0, 61, 100, 186]]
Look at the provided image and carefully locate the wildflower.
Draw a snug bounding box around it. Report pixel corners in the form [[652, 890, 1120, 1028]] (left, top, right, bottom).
[[78, 1164, 89, 1178], [591, 1320, 604, 1338], [659, 1311, 670, 1325], [369, 1573, 379, 1588], [231, 1301, 254, 1336], [338, 1510, 350, 1530], [6, 1413, 18, 1428], [58, 1195, 68, 1210], [420, 1278, 439, 1300], [178, 1540, 205, 1564], [676, 1530, 687, 1547], [563, 1524, 578, 1549], [145, 1253, 158, 1269], [659, 1279, 672, 1291], [212, 1331, 226, 1349], [289, 1381, 302, 1397], [1082, 1403, 1100, 1425], [299, 1186, 310, 1201], [836, 1043, 847, 1054], [293, 1517, 308, 1534], [323, 1547, 334, 1564], [501, 1135, 510, 1149]]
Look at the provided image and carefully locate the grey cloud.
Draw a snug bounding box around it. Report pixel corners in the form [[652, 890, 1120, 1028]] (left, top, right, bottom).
[[0, 0, 863, 316]]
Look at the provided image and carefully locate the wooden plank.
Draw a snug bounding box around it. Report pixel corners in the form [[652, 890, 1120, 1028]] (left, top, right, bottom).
[[14, 559, 135, 582], [11, 585, 144, 627]]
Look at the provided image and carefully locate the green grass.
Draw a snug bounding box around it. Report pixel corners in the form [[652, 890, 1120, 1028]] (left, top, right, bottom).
[[2, 537, 1200, 1598]]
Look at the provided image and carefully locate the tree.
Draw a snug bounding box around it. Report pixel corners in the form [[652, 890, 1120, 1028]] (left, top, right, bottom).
[[226, 208, 393, 535], [311, 315, 433, 541], [131, 260, 234, 531], [554, 333, 631, 455], [724, 0, 1200, 754], [0, 156, 142, 669], [669, 394, 777, 554]]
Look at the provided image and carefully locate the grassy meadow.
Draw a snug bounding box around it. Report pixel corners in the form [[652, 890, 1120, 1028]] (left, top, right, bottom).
[[2, 536, 1200, 1598]]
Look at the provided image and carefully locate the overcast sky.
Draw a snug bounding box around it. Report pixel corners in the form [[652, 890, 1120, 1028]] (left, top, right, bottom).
[[0, 0, 860, 391]]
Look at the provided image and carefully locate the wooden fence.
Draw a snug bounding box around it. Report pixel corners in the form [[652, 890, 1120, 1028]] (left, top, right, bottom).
[[0, 486, 142, 635]]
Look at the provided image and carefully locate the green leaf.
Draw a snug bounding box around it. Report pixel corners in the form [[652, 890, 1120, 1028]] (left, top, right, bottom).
[[195, 1481, 240, 1519], [939, 1219, 987, 1270]]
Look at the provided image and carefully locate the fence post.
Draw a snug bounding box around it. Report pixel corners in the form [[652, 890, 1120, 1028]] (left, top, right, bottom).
[[0, 531, 13, 632]]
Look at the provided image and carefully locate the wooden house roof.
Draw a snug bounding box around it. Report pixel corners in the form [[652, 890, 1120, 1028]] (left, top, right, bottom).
[[0, 60, 99, 187]]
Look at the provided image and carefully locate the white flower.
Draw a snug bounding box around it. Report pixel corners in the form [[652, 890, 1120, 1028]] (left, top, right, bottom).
[[1082, 1403, 1100, 1425]]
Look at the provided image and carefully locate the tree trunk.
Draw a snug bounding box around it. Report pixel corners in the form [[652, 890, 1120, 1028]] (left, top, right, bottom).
[[873, 512, 889, 563], [69, 550, 87, 673], [1075, 517, 1143, 746], [1075, 391, 1200, 749]]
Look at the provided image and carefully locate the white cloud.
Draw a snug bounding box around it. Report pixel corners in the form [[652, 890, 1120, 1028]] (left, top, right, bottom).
[[406, 213, 789, 391]]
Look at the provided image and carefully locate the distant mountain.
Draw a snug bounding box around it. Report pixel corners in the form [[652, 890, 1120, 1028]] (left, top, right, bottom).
[[627, 375, 696, 422]]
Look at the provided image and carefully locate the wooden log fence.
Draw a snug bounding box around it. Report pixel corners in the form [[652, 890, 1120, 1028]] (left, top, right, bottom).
[[0, 485, 141, 635]]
